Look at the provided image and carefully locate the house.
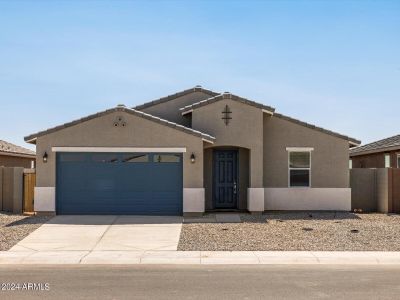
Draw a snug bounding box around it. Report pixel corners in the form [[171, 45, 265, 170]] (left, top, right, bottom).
[[24, 86, 360, 216], [0, 140, 35, 168], [350, 135, 400, 168]]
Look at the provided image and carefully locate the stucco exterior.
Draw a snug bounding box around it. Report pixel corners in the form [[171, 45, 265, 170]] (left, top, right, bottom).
[[0, 154, 34, 168], [192, 99, 264, 188], [35, 111, 205, 189], [26, 87, 359, 214], [263, 115, 350, 188], [351, 150, 400, 169]]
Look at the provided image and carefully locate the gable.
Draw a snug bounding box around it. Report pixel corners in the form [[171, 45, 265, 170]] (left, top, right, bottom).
[[25, 106, 215, 144], [134, 86, 219, 126], [180, 92, 275, 115]]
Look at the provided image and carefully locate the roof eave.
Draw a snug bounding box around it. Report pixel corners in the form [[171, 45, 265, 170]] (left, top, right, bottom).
[[0, 152, 36, 159], [134, 86, 220, 111], [179, 93, 276, 115], [24, 106, 215, 143], [350, 145, 400, 157]]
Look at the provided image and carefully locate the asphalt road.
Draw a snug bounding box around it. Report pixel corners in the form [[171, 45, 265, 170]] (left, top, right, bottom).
[[1, 265, 400, 300]]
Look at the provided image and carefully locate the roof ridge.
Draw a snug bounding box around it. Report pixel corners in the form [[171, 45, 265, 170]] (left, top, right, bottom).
[[24, 106, 216, 143], [134, 86, 220, 110]]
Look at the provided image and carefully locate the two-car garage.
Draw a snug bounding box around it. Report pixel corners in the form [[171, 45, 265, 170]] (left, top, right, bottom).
[[56, 152, 183, 215]]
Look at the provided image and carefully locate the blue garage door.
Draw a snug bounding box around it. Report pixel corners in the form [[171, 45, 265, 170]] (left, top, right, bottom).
[[56, 152, 183, 215]]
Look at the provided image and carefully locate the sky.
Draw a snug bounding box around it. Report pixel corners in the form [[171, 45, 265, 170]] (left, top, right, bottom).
[[0, 0, 399, 151]]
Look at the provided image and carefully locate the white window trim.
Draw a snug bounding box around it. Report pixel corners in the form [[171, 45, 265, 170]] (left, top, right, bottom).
[[286, 147, 314, 152], [52, 147, 187, 153], [287, 149, 312, 188], [384, 153, 391, 168]]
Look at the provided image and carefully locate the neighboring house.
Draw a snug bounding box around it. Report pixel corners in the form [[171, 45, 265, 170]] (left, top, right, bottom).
[[0, 140, 35, 168], [350, 135, 400, 168], [25, 86, 360, 216]]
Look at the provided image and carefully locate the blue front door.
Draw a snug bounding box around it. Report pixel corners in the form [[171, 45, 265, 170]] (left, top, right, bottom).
[[56, 152, 183, 215], [213, 150, 238, 209]]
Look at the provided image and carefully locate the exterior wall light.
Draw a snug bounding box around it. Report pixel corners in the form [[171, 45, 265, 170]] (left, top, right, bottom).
[[43, 152, 48, 163], [190, 153, 196, 164]]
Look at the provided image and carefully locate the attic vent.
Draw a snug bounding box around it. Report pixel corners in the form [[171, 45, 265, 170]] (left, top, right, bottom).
[[113, 116, 126, 127]]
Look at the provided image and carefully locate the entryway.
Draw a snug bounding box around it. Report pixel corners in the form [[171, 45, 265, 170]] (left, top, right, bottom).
[[204, 147, 249, 211], [213, 150, 239, 209]]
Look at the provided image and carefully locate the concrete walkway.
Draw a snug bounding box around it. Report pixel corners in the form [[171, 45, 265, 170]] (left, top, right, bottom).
[[1, 250, 400, 265]]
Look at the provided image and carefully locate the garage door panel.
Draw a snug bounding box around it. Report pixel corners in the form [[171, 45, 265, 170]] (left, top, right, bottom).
[[56, 152, 183, 215]]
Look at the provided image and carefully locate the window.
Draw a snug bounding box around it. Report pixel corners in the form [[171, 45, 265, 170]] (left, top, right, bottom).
[[153, 154, 180, 163], [121, 154, 149, 163], [289, 151, 311, 187], [59, 153, 86, 162], [384, 154, 391, 168], [397, 154, 400, 168], [349, 159, 353, 169], [91, 154, 119, 163]]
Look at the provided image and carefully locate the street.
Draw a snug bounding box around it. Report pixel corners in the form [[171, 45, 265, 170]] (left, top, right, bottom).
[[1, 265, 400, 299]]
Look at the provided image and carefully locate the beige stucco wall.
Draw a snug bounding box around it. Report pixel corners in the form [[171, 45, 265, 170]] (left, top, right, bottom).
[[263, 115, 350, 188], [35, 111, 205, 189], [141, 91, 212, 126], [191, 99, 264, 188]]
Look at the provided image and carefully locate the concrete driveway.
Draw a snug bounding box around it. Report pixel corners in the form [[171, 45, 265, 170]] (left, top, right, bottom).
[[9, 215, 183, 252]]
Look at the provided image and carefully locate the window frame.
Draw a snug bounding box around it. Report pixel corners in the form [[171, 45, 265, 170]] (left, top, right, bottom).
[[153, 153, 181, 163], [287, 149, 312, 188], [397, 154, 400, 168], [384, 153, 391, 168]]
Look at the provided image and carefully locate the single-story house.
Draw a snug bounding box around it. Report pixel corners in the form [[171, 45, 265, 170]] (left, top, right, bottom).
[[25, 86, 360, 216], [0, 140, 35, 168], [350, 135, 400, 168]]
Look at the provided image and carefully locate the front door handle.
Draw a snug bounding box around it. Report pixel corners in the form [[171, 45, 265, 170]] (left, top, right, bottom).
[[233, 181, 237, 194]]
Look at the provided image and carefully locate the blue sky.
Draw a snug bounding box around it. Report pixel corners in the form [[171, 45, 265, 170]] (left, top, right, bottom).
[[0, 0, 399, 150]]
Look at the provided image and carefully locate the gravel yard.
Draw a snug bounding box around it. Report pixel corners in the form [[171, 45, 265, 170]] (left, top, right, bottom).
[[0, 212, 51, 251], [178, 212, 400, 251]]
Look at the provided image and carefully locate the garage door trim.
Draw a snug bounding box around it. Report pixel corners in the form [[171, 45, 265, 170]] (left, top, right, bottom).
[[52, 147, 187, 153]]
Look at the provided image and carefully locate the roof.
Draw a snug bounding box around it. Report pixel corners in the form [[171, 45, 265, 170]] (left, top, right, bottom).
[[350, 134, 400, 156], [179, 92, 275, 114], [274, 113, 361, 146], [134, 85, 219, 110], [178, 92, 359, 145], [0, 140, 35, 157], [24, 106, 216, 144]]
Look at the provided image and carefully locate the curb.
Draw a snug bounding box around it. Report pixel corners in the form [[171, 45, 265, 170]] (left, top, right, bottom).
[[1, 251, 400, 265]]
